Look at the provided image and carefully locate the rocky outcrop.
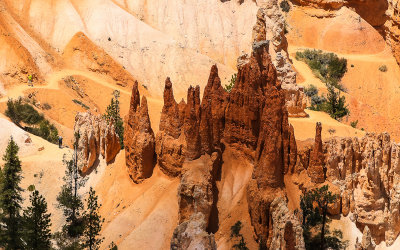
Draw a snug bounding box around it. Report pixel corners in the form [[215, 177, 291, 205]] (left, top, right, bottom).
[[356, 226, 376, 250], [183, 86, 201, 160], [199, 65, 228, 155], [124, 82, 156, 183], [290, 0, 388, 27], [177, 153, 220, 224], [170, 213, 217, 250], [229, 39, 298, 247], [171, 153, 221, 250], [74, 111, 121, 175], [155, 78, 187, 177], [224, 40, 278, 153], [307, 122, 325, 183], [252, 1, 307, 118], [292, 131, 400, 246], [156, 66, 228, 177], [268, 197, 305, 250]]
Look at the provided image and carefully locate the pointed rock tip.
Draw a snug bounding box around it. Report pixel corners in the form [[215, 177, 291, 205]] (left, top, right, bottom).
[[165, 77, 172, 89]]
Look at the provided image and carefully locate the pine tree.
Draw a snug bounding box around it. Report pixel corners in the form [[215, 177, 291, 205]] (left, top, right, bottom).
[[22, 189, 52, 250], [82, 187, 104, 250], [326, 84, 349, 120], [0, 137, 24, 249], [300, 185, 348, 249], [104, 90, 124, 149], [56, 133, 86, 243]]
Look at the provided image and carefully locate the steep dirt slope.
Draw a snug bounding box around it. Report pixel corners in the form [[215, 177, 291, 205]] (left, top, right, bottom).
[[1, 0, 240, 98], [112, 0, 258, 69], [287, 5, 400, 141]]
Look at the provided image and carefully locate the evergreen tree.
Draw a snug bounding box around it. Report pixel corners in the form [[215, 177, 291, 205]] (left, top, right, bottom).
[[326, 84, 349, 120], [104, 90, 124, 149], [300, 185, 348, 249], [82, 187, 104, 250], [0, 137, 24, 249], [56, 133, 86, 244], [22, 189, 52, 250]]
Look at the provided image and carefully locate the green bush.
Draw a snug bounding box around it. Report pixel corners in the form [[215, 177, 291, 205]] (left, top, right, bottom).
[[379, 65, 388, 72], [5, 99, 59, 144], [304, 85, 318, 97], [296, 49, 347, 92], [225, 73, 237, 93], [301, 185, 348, 249], [5, 98, 43, 126], [230, 221, 242, 238], [72, 99, 90, 110], [280, 0, 291, 12], [350, 120, 358, 128], [230, 221, 249, 250], [303, 84, 349, 120], [42, 103, 52, 110]]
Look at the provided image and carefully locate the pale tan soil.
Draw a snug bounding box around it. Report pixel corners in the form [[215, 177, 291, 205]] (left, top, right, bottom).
[[289, 110, 364, 141]]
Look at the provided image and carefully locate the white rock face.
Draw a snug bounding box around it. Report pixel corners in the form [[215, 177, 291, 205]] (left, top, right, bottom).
[[252, 0, 308, 117]]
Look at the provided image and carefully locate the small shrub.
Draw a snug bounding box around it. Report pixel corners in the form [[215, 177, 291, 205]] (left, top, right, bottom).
[[42, 103, 52, 110], [109, 242, 118, 250], [72, 99, 90, 110], [350, 120, 358, 128], [233, 236, 249, 250], [26, 120, 59, 144], [27, 185, 36, 192], [304, 85, 318, 97], [310, 95, 326, 107], [328, 128, 336, 135], [379, 65, 388, 72], [231, 221, 242, 238], [280, 0, 291, 12], [225, 73, 237, 93]]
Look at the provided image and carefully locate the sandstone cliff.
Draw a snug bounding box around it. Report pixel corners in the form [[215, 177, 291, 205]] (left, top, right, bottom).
[[74, 111, 121, 175]]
